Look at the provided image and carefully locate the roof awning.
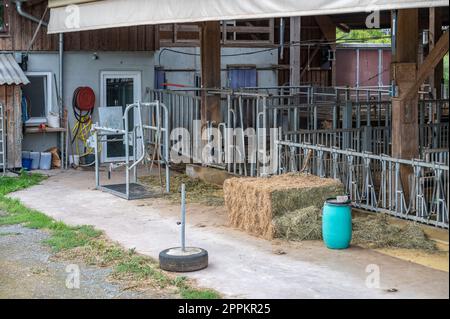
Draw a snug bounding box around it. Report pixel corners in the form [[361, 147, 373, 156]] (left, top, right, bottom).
[[0, 54, 30, 86], [48, 0, 449, 34]]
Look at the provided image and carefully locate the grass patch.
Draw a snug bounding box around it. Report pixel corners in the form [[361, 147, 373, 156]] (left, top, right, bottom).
[[0, 173, 221, 299], [180, 287, 221, 300], [45, 225, 102, 252], [0, 172, 46, 196], [140, 174, 224, 206]]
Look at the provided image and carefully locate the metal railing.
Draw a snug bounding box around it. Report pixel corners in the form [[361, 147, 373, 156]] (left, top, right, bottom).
[[150, 89, 447, 174], [276, 141, 449, 229], [92, 101, 170, 200], [149, 89, 201, 135]]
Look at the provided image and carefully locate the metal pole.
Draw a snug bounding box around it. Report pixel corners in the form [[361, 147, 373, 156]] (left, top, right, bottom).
[[181, 183, 186, 252], [94, 130, 100, 188], [124, 105, 131, 200], [59, 33, 65, 170]]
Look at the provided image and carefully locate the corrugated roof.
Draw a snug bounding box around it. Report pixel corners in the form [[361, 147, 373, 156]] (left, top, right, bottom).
[[0, 54, 30, 86]]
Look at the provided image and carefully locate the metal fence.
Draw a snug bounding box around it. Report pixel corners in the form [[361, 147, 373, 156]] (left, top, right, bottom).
[[276, 141, 449, 229], [149, 89, 448, 172], [149, 89, 201, 135], [144, 88, 450, 228], [239, 85, 392, 103]]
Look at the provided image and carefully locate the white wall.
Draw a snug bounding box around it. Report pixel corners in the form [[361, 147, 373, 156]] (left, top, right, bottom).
[[22, 47, 276, 153], [156, 47, 278, 89], [23, 51, 155, 152]]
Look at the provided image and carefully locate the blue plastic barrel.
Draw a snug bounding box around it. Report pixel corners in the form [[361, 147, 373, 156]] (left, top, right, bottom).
[[322, 198, 352, 249]]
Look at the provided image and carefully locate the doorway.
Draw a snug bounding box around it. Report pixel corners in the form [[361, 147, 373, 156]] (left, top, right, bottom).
[[100, 71, 142, 162]]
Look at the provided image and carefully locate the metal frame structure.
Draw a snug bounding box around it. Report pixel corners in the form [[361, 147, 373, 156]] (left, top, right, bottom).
[[145, 87, 449, 229], [91, 101, 170, 200], [276, 141, 449, 229]]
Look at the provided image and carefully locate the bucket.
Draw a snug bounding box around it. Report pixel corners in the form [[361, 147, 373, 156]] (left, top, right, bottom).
[[47, 113, 60, 128], [322, 198, 352, 250], [30, 152, 41, 170], [22, 158, 33, 171], [39, 152, 52, 170], [69, 155, 80, 166], [22, 151, 31, 159]]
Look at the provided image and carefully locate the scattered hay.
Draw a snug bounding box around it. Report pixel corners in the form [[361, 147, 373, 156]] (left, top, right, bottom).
[[224, 173, 344, 239], [274, 206, 322, 241], [140, 174, 224, 206], [272, 209, 437, 252], [352, 214, 437, 251]]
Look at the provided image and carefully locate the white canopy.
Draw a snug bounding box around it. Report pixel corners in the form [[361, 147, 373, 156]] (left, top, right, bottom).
[[48, 0, 448, 34]]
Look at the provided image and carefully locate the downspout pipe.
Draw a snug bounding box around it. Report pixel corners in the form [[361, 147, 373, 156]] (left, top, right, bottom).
[[279, 18, 285, 60], [14, 0, 48, 27]]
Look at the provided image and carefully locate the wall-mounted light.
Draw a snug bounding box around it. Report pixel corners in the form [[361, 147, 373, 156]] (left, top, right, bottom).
[[92, 52, 99, 60], [422, 30, 429, 46]]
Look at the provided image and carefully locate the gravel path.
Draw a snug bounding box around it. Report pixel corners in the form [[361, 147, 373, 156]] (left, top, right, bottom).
[[0, 224, 175, 299]]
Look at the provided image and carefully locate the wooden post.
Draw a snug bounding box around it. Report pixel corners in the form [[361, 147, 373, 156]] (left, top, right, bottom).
[[391, 9, 419, 160], [200, 21, 221, 126], [290, 17, 301, 88], [391, 9, 419, 197], [429, 7, 443, 98], [0, 85, 22, 169]]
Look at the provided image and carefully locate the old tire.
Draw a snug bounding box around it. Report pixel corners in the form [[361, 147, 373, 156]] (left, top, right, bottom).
[[159, 247, 208, 272]]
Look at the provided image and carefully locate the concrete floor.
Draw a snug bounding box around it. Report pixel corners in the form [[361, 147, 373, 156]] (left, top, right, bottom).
[[9, 169, 450, 299]]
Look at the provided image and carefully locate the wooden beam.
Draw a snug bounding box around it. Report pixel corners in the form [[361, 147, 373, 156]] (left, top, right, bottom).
[[428, 7, 444, 98], [314, 16, 336, 43], [393, 9, 419, 64], [300, 44, 322, 80], [289, 17, 301, 87], [200, 21, 221, 125], [314, 15, 337, 86], [405, 30, 449, 101]]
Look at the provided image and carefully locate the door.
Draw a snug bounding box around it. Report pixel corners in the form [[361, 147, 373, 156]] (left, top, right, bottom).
[[100, 71, 142, 162]]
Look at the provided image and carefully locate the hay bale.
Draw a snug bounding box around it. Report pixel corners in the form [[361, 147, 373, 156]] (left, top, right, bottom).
[[223, 174, 344, 239]]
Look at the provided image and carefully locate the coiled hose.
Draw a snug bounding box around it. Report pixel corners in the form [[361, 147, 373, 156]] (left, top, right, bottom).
[[71, 87, 97, 167]]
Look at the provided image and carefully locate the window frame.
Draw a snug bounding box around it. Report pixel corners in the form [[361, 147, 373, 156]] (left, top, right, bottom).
[[23, 72, 54, 120], [0, 0, 10, 36]]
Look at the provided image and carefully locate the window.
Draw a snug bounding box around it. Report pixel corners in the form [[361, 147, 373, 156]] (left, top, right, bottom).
[[0, 0, 9, 34], [22, 72, 53, 125], [227, 66, 257, 90], [154, 67, 166, 90]]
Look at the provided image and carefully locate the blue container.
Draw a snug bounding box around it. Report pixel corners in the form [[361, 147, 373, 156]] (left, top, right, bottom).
[[30, 152, 40, 170], [22, 158, 33, 171], [39, 152, 52, 170], [322, 198, 352, 249]]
